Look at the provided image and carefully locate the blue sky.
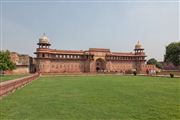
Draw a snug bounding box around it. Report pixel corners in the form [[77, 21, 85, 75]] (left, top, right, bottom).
[[0, 0, 179, 61]]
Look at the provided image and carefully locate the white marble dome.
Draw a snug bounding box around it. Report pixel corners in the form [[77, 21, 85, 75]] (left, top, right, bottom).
[[39, 33, 49, 44]]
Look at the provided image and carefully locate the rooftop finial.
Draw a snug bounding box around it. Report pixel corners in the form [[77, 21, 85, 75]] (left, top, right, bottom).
[[137, 40, 140, 44]]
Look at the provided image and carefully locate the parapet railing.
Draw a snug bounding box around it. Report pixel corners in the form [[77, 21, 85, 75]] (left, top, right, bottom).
[[0, 73, 40, 97]]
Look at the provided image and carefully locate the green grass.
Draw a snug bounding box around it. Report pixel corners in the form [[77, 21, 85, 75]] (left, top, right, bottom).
[[0, 76, 179, 120], [0, 74, 29, 82]]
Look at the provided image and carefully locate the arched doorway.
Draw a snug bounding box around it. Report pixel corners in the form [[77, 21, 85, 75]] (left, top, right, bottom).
[[96, 58, 105, 72]]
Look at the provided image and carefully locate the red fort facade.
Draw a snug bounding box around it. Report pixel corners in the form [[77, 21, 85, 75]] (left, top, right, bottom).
[[34, 34, 155, 74]]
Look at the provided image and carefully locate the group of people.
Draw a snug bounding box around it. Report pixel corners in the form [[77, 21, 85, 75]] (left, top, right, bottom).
[[146, 69, 156, 75]]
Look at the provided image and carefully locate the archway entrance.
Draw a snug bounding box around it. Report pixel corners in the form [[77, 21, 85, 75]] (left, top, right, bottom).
[[96, 58, 105, 72]]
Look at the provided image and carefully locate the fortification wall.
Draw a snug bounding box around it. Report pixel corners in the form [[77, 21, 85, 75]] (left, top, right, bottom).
[[106, 61, 135, 72], [50, 60, 84, 73]]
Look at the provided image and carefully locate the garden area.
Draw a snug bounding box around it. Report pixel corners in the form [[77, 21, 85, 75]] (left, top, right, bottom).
[[0, 75, 179, 120]]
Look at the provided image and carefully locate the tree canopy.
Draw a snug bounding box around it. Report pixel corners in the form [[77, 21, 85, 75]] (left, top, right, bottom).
[[0, 50, 16, 72], [164, 42, 180, 66], [147, 58, 162, 69]]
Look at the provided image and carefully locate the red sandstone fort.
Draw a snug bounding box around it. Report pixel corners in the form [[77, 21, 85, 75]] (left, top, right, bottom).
[[9, 34, 157, 74], [34, 34, 156, 74]]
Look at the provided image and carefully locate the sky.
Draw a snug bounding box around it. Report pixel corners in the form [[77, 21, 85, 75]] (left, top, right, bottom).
[[0, 0, 179, 61]]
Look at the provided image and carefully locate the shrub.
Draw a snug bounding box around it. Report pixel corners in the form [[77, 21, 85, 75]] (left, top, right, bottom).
[[146, 69, 149, 75], [170, 73, 174, 78], [133, 71, 137, 76]]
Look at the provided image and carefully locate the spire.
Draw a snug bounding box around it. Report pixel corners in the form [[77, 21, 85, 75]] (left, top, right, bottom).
[[137, 40, 140, 45]]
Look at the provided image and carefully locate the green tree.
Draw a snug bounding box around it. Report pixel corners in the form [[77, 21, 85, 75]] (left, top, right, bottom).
[[164, 42, 180, 66], [0, 50, 16, 74], [147, 58, 162, 69]]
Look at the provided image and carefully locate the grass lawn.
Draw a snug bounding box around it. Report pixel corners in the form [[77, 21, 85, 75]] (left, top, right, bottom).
[[0, 76, 179, 120], [0, 74, 29, 82]]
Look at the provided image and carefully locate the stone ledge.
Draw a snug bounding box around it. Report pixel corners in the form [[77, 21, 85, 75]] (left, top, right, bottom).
[[0, 73, 40, 97]]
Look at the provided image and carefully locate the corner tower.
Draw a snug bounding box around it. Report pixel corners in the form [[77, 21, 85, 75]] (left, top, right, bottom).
[[36, 33, 51, 58], [134, 41, 146, 73], [35, 33, 51, 73]]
